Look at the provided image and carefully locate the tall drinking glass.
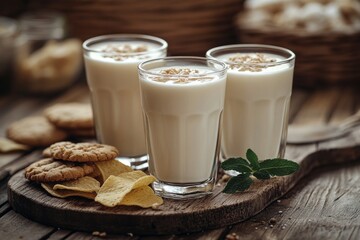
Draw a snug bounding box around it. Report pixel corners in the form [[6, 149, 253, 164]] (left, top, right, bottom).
[[206, 44, 295, 164], [138, 57, 227, 199], [83, 34, 167, 168]]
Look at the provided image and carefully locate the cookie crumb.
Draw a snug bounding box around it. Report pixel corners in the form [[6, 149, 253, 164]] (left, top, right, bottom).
[[269, 217, 277, 225], [225, 232, 240, 240], [220, 174, 230, 182], [92, 231, 106, 237], [151, 203, 161, 210]]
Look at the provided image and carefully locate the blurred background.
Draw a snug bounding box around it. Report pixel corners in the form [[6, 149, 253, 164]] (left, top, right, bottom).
[[0, 0, 359, 94]]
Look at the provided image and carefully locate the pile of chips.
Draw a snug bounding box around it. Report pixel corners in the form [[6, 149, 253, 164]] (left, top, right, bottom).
[[41, 160, 163, 208]]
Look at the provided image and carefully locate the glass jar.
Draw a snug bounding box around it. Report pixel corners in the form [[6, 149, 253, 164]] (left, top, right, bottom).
[[0, 17, 17, 94], [20, 11, 65, 41], [14, 12, 82, 94]]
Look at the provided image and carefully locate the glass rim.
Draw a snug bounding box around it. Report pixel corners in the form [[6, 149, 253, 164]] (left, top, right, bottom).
[[138, 56, 228, 78], [206, 44, 295, 67], [83, 34, 168, 56]]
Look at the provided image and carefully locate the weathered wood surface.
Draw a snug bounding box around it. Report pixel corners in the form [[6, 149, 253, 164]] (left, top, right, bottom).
[[1, 83, 360, 239]]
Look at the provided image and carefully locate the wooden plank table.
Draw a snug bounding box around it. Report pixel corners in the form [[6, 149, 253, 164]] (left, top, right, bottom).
[[0, 81, 359, 240]]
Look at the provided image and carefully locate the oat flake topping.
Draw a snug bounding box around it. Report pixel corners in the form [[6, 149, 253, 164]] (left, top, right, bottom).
[[101, 44, 148, 61], [228, 53, 277, 72], [151, 68, 214, 84]]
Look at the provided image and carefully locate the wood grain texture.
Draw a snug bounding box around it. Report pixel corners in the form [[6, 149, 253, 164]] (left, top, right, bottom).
[[291, 88, 340, 126], [0, 210, 54, 240], [7, 128, 360, 235], [46, 229, 74, 240], [226, 161, 360, 240]]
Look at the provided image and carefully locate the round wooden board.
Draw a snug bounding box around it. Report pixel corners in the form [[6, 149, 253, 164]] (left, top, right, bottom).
[[7, 139, 360, 235]]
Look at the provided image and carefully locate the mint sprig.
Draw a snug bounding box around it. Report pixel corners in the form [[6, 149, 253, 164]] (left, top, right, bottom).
[[221, 149, 300, 194]]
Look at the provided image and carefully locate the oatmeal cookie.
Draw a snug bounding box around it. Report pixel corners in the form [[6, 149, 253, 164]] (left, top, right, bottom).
[[49, 141, 118, 162], [44, 103, 93, 129], [25, 158, 94, 182], [6, 116, 68, 147]]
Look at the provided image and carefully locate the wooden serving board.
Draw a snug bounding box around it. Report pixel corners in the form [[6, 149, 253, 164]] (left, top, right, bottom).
[[7, 129, 360, 235]]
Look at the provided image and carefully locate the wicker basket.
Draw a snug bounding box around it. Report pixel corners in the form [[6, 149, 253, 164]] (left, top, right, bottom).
[[235, 15, 360, 88], [24, 0, 244, 56]]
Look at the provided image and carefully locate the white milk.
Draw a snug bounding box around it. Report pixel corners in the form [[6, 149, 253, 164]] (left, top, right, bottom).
[[219, 53, 294, 160], [84, 41, 165, 157], [140, 67, 226, 183]]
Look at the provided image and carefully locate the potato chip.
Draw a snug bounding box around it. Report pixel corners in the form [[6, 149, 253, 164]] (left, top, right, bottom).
[[94, 159, 133, 183], [95, 171, 157, 207], [41, 183, 96, 200], [53, 176, 100, 193], [120, 186, 163, 208], [0, 137, 30, 153]]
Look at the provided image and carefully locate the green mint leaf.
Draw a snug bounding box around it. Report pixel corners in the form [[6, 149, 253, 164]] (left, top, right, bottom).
[[259, 159, 300, 176], [253, 170, 271, 179], [222, 173, 253, 194], [246, 148, 260, 170], [221, 149, 300, 194], [221, 157, 252, 173]]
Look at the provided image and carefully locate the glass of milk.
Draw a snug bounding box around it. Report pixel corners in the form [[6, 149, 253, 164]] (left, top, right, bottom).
[[83, 34, 167, 168], [206, 44, 295, 165], [138, 57, 227, 199]]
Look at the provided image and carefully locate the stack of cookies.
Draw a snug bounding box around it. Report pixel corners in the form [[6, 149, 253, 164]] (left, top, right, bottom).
[[5, 103, 95, 150], [25, 141, 119, 183]]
